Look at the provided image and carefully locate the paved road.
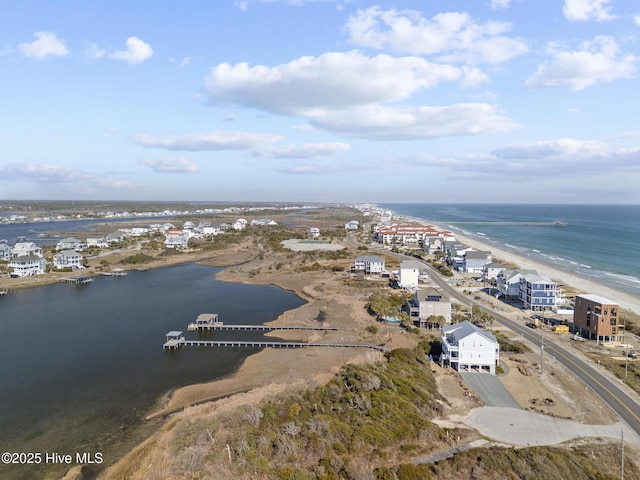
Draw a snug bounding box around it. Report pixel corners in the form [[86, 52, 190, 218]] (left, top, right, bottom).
[[384, 250, 640, 441]]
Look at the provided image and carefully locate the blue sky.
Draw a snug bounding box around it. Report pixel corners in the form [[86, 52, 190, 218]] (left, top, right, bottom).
[[1, 0, 639, 204]]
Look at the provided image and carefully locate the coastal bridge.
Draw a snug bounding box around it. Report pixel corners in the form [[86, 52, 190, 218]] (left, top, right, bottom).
[[442, 221, 567, 227], [163, 333, 385, 352]]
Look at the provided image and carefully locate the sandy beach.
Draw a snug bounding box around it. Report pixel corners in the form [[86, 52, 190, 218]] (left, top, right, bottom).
[[452, 229, 640, 316]]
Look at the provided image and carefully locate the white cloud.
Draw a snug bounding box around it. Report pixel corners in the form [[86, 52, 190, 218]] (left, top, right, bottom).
[[0, 163, 95, 183], [109, 37, 153, 64], [410, 138, 639, 178], [306, 103, 518, 140], [344, 7, 528, 64], [204, 50, 518, 140], [18, 32, 69, 59], [131, 130, 284, 151], [139, 157, 199, 173], [83, 42, 107, 60], [633, 14, 640, 26], [525, 36, 636, 90], [491, 0, 511, 10], [205, 51, 460, 115], [563, 0, 615, 22], [252, 142, 350, 158]]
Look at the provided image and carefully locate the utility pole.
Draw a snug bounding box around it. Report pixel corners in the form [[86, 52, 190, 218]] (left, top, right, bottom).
[[621, 426, 624, 480], [540, 327, 544, 374]]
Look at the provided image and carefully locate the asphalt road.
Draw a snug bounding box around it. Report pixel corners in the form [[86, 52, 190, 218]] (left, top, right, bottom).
[[390, 251, 640, 440], [425, 256, 640, 435]]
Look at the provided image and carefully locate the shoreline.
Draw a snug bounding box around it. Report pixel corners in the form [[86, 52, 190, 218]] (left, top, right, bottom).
[[383, 210, 640, 316]]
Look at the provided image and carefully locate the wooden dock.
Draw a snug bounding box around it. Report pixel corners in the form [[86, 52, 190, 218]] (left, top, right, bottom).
[[102, 268, 127, 277], [163, 337, 385, 352], [61, 275, 94, 285], [186, 313, 340, 332]]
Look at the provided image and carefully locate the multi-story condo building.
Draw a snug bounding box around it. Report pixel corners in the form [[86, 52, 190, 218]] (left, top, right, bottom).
[[519, 274, 558, 311], [573, 294, 619, 343]]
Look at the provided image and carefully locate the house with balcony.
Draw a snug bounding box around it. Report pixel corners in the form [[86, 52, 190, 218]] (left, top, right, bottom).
[[407, 287, 452, 328], [353, 255, 385, 274], [0, 242, 12, 261], [441, 320, 499, 374], [12, 241, 42, 258], [9, 255, 47, 277], [481, 262, 506, 281], [54, 250, 84, 269], [56, 237, 86, 251], [519, 274, 558, 311], [573, 294, 619, 343], [464, 250, 492, 274]]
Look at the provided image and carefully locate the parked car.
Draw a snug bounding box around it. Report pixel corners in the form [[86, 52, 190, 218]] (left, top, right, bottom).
[[629, 350, 637, 359]]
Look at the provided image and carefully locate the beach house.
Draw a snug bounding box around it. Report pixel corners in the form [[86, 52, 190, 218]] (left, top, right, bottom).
[[407, 287, 452, 328], [441, 320, 500, 374], [352, 254, 385, 274], [56, 237, 86, 251], [398, 260, 422, 288], [573, 294, 620, 343], [464, 250, 492, 274], [12, 241, 42, 258], [519, 274, 558, 311], [54, 250, 84, 269], [9, 255, 47, 277], [0, 242, 12, 261]]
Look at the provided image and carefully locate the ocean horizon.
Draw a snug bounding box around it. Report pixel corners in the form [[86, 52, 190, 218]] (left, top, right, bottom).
[[377, 203, 640, 299]]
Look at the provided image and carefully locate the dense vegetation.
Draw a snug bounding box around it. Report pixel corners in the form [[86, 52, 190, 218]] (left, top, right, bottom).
[[162, 341, 636, 479]]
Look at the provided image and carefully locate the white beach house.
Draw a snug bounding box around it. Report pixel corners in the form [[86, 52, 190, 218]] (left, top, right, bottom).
[[441, 320, 500, 374]]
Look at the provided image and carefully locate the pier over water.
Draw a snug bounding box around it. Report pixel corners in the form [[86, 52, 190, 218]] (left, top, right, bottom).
[[443, 221, 567, 227]]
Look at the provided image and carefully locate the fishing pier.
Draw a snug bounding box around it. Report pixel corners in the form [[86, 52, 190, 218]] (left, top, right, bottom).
[[443, 221, 567, 227], [163, 331, 385, 352]]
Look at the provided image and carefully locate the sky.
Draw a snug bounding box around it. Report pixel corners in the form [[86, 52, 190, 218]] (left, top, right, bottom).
[[1, 0, 639, 204]]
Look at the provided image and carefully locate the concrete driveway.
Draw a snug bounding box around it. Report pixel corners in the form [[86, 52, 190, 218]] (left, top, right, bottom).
[[460, 372, 519, 408]]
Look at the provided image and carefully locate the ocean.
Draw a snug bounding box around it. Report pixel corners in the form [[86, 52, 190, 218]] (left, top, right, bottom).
[[378, 204, 640, 298]]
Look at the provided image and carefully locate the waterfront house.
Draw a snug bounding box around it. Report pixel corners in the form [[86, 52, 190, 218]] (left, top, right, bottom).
[[9, 255, 47, 277], [407, 287, 452, 327], [54, 250, 84, 269], [481, 262, 506, 281], [164, 230, 189, 249], [519, 274, 558, 311], [56, 237, 85, 251], [353, 254, 385, 274], [309, 227, 320, 238], [12, 241, 42, 258], [496, 270, 532, 300], [0, 242, 12, 261], [464, 250, 492, 274], [573, 294, 620, 344], [86, 237, 108, 248], [398, 260, 423, 289], [106, 232, 125, 244], [441, 320, 500, 374]]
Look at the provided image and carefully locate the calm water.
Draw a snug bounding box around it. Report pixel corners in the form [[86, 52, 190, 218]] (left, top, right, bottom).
[[379, 204, 640, 297], [0, 263, 305, 480]]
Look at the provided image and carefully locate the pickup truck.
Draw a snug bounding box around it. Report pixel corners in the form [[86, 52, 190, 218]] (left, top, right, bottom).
[[622, 349, 637, 359]]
